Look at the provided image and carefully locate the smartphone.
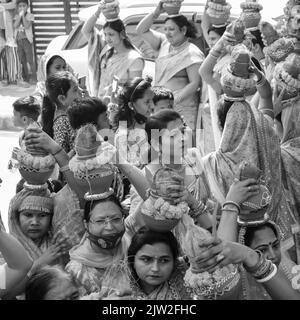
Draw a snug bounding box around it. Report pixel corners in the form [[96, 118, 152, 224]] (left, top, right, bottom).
[[112, 76, 120, 94]]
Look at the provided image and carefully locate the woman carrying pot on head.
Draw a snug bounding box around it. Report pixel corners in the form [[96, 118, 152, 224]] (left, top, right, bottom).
[[136, 1, 204, 132], [199, 38, 299, 263], [82, 1, 144, 101], [194, 178, 300, 300]]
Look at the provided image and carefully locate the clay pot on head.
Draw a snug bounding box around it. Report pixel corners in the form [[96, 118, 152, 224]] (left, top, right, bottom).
[[241, 10, 261, 29], [141, 213, 180, 232], [163, 1, 182, 15], [102, 7, 119, 20], [19, 166, 55, 185], [72, 165, 115, 198], [209, 14, 229, 26]]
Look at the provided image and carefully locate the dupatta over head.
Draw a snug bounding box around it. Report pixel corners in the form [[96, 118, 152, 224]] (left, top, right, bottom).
[[203, 101, 298, 245]]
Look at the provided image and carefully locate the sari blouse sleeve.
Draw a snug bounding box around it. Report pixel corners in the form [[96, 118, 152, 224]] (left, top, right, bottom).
[[53, 115, 74, 153]]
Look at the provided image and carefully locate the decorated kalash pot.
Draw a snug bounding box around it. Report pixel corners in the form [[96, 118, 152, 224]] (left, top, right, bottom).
[[260, 21, 296, 64], [223, 19, 246, 53], [141, 167, 190, 232], [220, 44, 256, 98], [15, 122, 56, 186], [284, 0, 300, 40], [237, 162, 272, 226], [162, 0, 184, 15], [182, 222, 240, 300], [102, 0, 120, 20], [240, 0, 263, 30], [273, 53, 300, 106], [68, 124, 117, 199], [207, 0, 232, 27]]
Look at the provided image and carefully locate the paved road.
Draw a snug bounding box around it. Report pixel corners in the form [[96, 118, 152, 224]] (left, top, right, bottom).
[[0, 131, 21, 230]]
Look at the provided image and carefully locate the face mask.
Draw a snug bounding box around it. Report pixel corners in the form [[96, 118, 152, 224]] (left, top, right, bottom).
[[87, 228, 125, 250]]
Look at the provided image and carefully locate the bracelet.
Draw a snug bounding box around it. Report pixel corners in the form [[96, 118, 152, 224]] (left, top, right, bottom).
[[152, 11, 160, 20], [221, 208, 239, 213], [256, 264, 277, 283], [256, 77, 267, 88], [260, 108, 274, 118], [210, 52, 219, 60], [189, 201, 208, 219], [222, 201, 240, 213], [59, 164, 70, 173], [51, 147, 63, 157]]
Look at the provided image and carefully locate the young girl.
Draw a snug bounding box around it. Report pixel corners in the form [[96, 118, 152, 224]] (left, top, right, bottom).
[[34, 53, 68, 104], [110, 76, 154, 167], [41, 71, 80, 154]]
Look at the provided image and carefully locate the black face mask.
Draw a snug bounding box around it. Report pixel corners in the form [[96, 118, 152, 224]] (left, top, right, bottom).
[[134, 112, 148, 124], [87, 228, 125, 250]]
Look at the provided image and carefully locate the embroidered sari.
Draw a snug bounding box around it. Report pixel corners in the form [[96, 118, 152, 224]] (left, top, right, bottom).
[[87, 28, 143, 98], [203, 101, 298, 249], [66, 233, 130, 296], [155, 40, 204, 130], [52, 184, 85, 249], [280, 98, 300, 216]]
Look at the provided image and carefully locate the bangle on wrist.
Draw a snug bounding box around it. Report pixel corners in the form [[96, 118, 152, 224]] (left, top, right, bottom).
[[222, 201, 240, 213], [51, 147, 63, 157], [243, 250, 264, 273], [256, 264, 277, 283], [59, 164, 69, 173], [221, 208, 239, 214], [256, 77, 267, 87], [152, 11, 160, 19]]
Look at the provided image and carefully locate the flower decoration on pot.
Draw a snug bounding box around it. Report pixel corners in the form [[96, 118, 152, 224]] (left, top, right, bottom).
[[220, 44, 256, 98], [102, 0, 120, 21], [237, 162, 272, 226], [162, 0, 184, 16], [260, 21, 296, 64], [68, 124, 117, 197], [141, 167, 190, 232], [14, 122, 56, 185], [207, 0, 232, 27], [224, 20, 246, 53], [240, 0, 263, 30], [273, 53, 300, 110], [182, 222, 240, 299]]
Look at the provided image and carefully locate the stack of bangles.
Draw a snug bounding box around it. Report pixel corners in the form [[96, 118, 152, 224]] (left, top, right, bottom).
[[256, 75, 267, 88], [221, 201, 240, 214], [244, 250, 278, 283], [210, 49, 222, 59], [189, 201, 208, 219]]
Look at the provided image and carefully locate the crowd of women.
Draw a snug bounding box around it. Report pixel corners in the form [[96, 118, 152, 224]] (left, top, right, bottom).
[[1, 0, 300, 300]]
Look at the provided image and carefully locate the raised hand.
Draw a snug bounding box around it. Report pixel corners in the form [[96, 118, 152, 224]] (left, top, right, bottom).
[[225, 178, 260, 206]]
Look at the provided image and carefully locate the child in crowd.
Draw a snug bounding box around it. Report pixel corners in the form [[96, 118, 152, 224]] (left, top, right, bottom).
[[9, 96, 41, 172], [12, 95, 40, 131], [13, 0, 36, 86], [152, 86, 174, 114]]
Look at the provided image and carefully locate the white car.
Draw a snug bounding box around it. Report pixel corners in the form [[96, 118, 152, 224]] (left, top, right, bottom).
[[44, 0, 242, 82]]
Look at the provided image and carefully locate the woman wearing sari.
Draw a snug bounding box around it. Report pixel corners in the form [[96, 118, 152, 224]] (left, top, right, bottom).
[[136, 1, 203, 131], [65, 195, 130, 296], [273, 53, 300, 219], [82, 3, 144, 100], [124, 109, 215, 237], [211, 179, 300, 300], [199, 38, 298, 257]]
